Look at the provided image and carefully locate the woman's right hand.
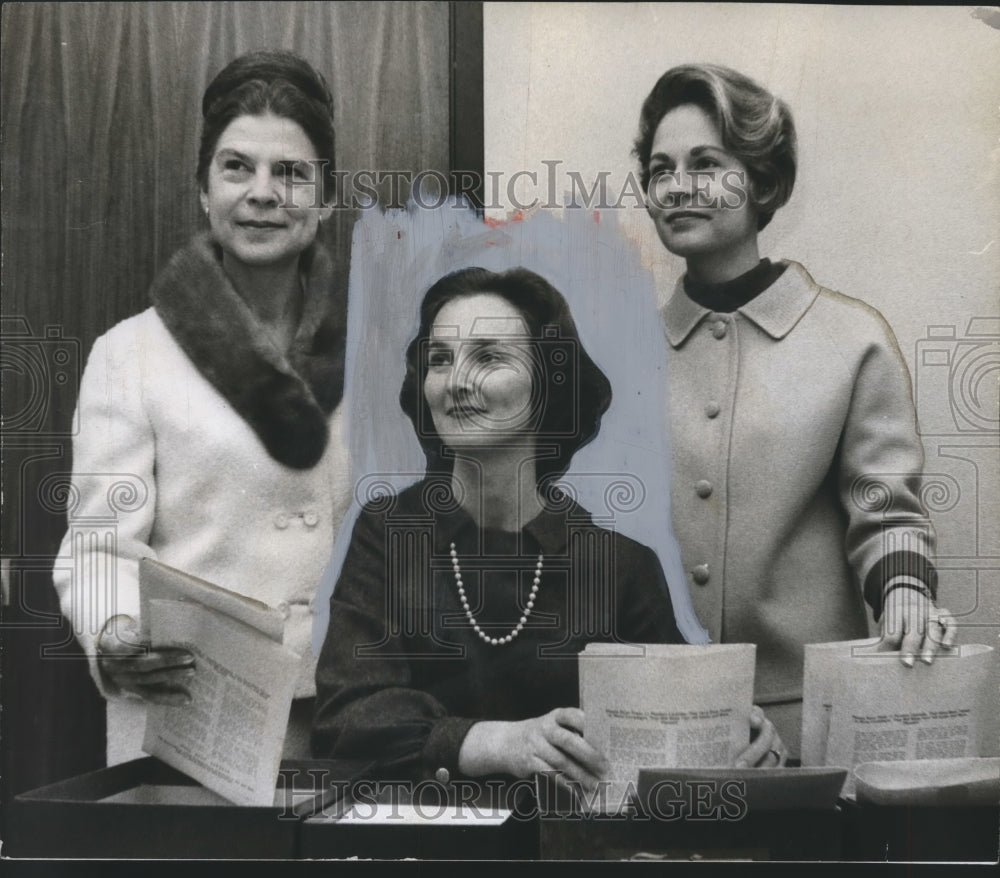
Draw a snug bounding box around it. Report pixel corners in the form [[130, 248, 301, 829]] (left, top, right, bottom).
[[459, 707, 609, 792], [96, 615, 196, 705]]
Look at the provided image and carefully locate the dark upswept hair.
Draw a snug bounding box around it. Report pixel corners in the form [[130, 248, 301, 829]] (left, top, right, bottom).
[[399, 267, 612, 486], [196, 50, 336, 202], [633, 63, 797, 230]]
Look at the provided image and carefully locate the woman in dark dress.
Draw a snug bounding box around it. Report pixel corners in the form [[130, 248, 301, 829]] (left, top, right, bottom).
[[312, 266, 783, 792]]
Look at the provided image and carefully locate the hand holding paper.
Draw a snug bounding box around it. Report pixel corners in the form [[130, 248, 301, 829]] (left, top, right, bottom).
[[879, 588, 958, 667], [97, 613, 195, 705], [801, 638, 999, 798], [579, 643, 758, 809], [735, 705, 788, 769], [137, 559, 301, 807], [460, 707, 609, 794]]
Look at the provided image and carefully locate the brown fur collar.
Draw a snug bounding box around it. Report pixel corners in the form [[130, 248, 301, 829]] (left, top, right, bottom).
[[151, 233, 345, 469]]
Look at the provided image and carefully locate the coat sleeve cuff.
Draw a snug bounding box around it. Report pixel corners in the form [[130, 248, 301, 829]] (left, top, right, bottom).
[[422, 716, 479, 781], [864, 549, 938, 621]]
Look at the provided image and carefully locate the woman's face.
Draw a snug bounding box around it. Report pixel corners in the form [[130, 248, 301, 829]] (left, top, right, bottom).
[[200, 113, 331, 269], [645, 103, 758, 261], [423, 293, 540, 448]]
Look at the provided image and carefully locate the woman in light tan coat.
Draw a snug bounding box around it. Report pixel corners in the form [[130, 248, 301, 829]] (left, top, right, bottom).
[[634, 64, 956, 755]]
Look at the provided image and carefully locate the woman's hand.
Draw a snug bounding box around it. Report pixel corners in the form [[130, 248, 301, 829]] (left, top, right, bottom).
[[879, 587, 957, 667], [459, 707, 609, 792], [734, 705, 787, 768], [96, 614, 196, 705]]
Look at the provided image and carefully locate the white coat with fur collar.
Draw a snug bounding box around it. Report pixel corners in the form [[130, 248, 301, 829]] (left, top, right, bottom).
[[53, 234, 352, 763]]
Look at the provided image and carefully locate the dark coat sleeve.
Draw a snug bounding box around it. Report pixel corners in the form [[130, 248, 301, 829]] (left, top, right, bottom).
[[310, 502, 475, 778]]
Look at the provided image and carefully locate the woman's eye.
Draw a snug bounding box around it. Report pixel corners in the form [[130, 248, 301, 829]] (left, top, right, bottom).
[[271, 161, 310, 180], [474, 348, 506, 365], [427, 350, 453, 368], [222, 158, 251, 175], [693, 157, 720, 170]]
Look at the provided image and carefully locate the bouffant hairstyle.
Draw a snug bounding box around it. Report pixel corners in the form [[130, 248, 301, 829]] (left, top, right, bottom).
[[399, 267, 612, 485], [633, 63, 796, 230], [196, 50, 336, 203]]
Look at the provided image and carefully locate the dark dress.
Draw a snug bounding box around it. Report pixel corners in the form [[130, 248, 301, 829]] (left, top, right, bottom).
[[312, 478, 684, 781]]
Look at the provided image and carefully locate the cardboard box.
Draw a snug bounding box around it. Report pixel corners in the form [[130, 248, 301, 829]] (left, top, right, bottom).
[[537, 769, 847, 861], [7, 756, 370, 859], [298, 778, 540, 859]]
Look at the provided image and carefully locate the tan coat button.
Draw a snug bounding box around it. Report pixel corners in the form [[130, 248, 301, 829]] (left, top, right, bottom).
[[705, 401, 720, 418], [712, 320, 728, 339], [692, 564, 710, 585], [695, 480, 713, 498], [435, 767, 450, 784], [303, 510, 319, 527], [274, 512, 289, 529]]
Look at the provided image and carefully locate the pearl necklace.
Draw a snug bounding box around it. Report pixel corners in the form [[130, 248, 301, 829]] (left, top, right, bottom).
[[449, 542, 543, 646]]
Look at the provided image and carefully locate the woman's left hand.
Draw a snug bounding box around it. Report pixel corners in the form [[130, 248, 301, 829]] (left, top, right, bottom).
[[880, 588, 957, 667], [734, 705, 787, 768]]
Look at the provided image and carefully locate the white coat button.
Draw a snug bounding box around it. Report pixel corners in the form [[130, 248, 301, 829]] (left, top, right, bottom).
[[705, 401, 720, 419], [695, 480, 713, 499], [435, 767, 450, 784], [712, 320, 728, 339], [303, 510, 319, 527], [692, 564, 710, 585], [274, 512, 289, 529]]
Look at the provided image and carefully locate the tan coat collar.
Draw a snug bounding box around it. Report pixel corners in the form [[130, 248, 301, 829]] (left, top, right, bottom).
[[661, 259, 821, 347]]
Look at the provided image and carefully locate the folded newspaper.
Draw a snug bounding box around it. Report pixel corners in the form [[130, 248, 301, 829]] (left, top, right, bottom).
[[579, 642, 756, 811], [138, 558, 301, 807], [801, 637, 1000, 799]]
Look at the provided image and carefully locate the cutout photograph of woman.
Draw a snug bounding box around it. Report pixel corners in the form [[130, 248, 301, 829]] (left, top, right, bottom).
[[312, 265, 787, 798]]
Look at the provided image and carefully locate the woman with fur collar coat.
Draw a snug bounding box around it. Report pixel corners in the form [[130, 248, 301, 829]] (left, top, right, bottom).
[[53, 51, 351, 763]]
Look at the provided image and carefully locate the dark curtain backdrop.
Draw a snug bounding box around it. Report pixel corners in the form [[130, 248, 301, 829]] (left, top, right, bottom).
[[0, 0, 478, 810]]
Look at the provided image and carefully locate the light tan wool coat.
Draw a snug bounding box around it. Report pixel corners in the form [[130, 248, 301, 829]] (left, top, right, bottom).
[[662, 261, 935, 709]]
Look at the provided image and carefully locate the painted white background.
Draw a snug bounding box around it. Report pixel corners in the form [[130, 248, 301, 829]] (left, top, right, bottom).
[[484, 2, 999, 633]]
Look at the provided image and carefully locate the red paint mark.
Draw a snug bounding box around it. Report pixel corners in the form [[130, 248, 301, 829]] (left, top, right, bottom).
[[397, 231, 401, 239], [483, 210, 526, 228], [593, 210, 600, 224]]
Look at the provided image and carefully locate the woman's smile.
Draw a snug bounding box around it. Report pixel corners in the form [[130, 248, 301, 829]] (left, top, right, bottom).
[[665, 210, 712, 227], [445, 399, 487, 418], [237, 219, 287, 229]]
